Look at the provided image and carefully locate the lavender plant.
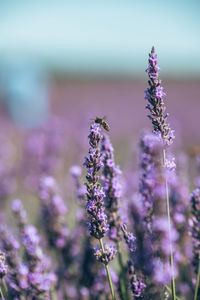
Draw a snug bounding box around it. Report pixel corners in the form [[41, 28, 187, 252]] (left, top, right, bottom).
[[0, 250, 7, 299], [145, 46, 176, 300], [128, 261, 146, 299], [130, 132, 174, 298], [84, 121, 116, 300], [189, 188, 200, 300], [12, 199, 57, 299], [101, 135, 122, 242], [121, 224, 146, 299], [139, 132, 163, 232], [0, 225, 27, 299], [101, 134, 131, 299], [0, 48, 198, 300], [38, 175, 82, 299]]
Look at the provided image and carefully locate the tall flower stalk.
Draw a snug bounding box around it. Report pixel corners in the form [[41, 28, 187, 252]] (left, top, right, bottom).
[[84, 121, 116, 300], [145, 46, 176, 300], [0, 250, 7, 299], [101, 135, 122, 242], [121, 224, 146, 299], [189, 188, 200, 300], [101, 135, 129, 299], [12, 199, 57, 299]]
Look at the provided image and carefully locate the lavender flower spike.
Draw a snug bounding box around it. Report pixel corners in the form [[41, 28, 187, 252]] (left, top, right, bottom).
[[101, 135, 122, 242], [145, 48, 176, 299], [84, 123, 109, 239], [190, 189, 200, 267], [128, 261, 146, 299], [121, 224, 136, 253], [94, 244, 117, 265], [0, 251, 7, 279], [145, 46, 175, 146], [84, 120, 116, 300], [0, 250, 7, 300], [12, 199, 57, 299], [139, 132, 162, 231], [190, 188, 200, 300]]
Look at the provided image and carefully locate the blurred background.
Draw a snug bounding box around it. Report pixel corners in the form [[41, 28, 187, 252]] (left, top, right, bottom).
[[0, 3, 199, 298], [0, 0, 199, 168]]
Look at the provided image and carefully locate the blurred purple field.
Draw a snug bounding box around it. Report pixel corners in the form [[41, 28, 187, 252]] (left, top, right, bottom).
[[0, 1, 200, 298], [0, 55, 199, 300]]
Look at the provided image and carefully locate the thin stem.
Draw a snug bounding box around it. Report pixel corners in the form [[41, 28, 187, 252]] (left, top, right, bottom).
[[116, 241, 130, 300], [165, 286, 182, 300], [51, 288, 58, 300], [2, 279, 8, 295], [194, 255, 200, 300], [0, 285, 5, 300], [99, 238, 116, 300], [163, 149, 176, 300]]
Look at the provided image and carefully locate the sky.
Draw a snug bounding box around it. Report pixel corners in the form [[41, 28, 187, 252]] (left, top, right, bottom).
[[0, 0, 199, 78]]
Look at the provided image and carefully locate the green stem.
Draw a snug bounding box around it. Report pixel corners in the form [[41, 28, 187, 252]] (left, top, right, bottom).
[[194, 255, 200, 300], [163, 149, 176, 300], [51, 287, 58, 300], [165, 286, 182, 300], [116, 241, 130, 300], [99, 239, 116, 300], [2, 279, 8, 295], [0, 285, 5, 300]]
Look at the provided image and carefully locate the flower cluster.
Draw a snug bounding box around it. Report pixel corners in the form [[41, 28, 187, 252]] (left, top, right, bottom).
[[121, 224, 136, 253], [94, 244, 117, 265], [0, 226, 28, 298], [84, 123, 109, 239], [165, 158, 176, 172], [0, 250, 7, 278], [101, 135, 122, 241], [12, 199, 56, 299], [189, 188, 200, 274], [145, 46, 175, 146], [0, 47, 198, 300], [128, 195, 154, 277], [39, 176, 68, 249], [139, 132, 163, 231], [128, 261, 146, 298]]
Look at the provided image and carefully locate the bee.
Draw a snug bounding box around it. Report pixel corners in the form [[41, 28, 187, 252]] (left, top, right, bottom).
[[94, 116, 110, 131]]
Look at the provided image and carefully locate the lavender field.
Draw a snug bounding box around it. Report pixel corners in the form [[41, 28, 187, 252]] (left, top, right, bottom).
[[0, 47, 200, 300]]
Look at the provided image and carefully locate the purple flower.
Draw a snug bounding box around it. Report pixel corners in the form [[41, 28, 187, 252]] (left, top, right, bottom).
[[0, 250, 7, 278], [189, 188, 200, 274], [165, 158, 176, 172], [18, 264, 29, 289], [153, 259, 171, 285], [101, 135, 122, 242], [94, 244, 117, 265], [39, 176, 69, 249], [139, 132, 163, 231], [70, 165, 82, 177], [121, 224, 136, 252], [12, 199, 56, 298], [51, 195, 67, 216], [128, 261, 146, 298], [145, 46, 175, 147], [84, 122, 109, 239], [11, 199, 27, 228], [155, 86, 166, 99], [0, 226, 27, 297]]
